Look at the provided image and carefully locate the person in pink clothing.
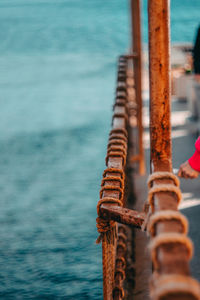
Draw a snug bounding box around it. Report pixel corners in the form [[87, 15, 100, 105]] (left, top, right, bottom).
[[178, 136, 200, 178]]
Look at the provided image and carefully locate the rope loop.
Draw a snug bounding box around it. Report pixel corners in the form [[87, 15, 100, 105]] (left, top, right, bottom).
[[116, 257, 126, 269], [150, 274, 200, 300], [100, 185, 124, 201], [118, 232, 127, 243], [113, 100, 127, 108], [97, 197, 122, 217], [115, 268, 125, 281], [109, 128, 128, 138], [96, 197, 122, 244], [113, 285, 125, 298], [107, 139, 127, 150], [148, 171, 180, 188], [116, 91, 126, 100], [106, 151, 126, 167], [117, 241, 127, 254], [109, 133, 127, 143], [112, 112, 128, 124], [150, 233, 193, 269], [148, 184, 182, 212], [118, 224, 127, 235], [101, 176, 124, 189], [103, 167, 125, 180], [148, 210, 188, 236], [107, 145, 127, 156]]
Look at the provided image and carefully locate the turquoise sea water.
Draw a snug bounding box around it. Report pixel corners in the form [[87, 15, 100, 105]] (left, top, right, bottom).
[[0, 0, 200, 298]]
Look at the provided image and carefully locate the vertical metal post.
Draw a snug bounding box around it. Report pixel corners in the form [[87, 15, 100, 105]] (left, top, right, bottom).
[[148, 3, 195, 300], [148, 0, 172, 172], [130, 0, 145, 175]]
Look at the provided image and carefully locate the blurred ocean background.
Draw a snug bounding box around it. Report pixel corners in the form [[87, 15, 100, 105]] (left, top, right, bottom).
[[0, 0, 200, 298]]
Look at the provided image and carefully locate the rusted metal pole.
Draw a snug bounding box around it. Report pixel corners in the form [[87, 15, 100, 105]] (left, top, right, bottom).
[[100, 204, 145, 228], [130, 0, 145, 175], [148, 0, 171, 172], [148, 1, 195, 299]]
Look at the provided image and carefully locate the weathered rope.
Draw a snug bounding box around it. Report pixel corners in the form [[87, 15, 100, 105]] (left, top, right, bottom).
[[118, 232, 127, 243], [116, 91, 126, 99], [113, 228, 127, 299], [147, 171, 180, 188], [97, 198, 122, 217], [113, 100, 127, 107], [150, 233, 193, 269], [107, 139, 127, 150], [107, 145, 127, 156], [109, 133, 127, 143], [112, 286, 125, 298], [106, 151, 126, 167], [150, 274, 200, 300], [96, 197, 122, 244], [101, 176, 124, 189], [112, 112, 128, 124], [109, 128, 128, 138], [148, 184, 182, 212], [148, 210, 188, 236], [116, 257, 126, 269], [100, 185, 124, 201], [103, 167, 124, 180]]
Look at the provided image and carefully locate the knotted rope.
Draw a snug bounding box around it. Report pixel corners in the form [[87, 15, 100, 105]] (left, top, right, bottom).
[[150, 274, 200, 300], [96, 168, 125, 244], [96, 197, 122, 244]]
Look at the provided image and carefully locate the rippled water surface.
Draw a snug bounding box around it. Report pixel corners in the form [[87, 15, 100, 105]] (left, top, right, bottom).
[[0, 0, 200, 298]]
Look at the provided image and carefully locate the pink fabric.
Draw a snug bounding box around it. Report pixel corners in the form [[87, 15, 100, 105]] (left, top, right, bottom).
[[188, 137, 200, 172]]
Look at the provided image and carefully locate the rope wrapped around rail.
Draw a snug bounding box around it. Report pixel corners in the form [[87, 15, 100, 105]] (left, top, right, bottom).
[[147, 171, 200, 300], [96, 55, 129, 299]]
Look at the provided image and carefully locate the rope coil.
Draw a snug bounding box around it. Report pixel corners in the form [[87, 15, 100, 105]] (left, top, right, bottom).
[[109, 134, 127, 143], [101, 176, 124, 189], [112, 286, 125, 298], [103, 167, 125, 180], [116, 257, 126, 269], [148, 210, 188, 236], [112, 112, 128, 124], [147, 171, 180, 188], [150, 233, 193, 269], [96, 197, 123, 244], [116, 91, 126, 99], [107, 139, 127, 150], [109, 128, 128, 138], [106, 151, 126, 167], [107, 145, 127, 156], [148, 184, 182, 212], [150, 274, 200, 300], [100, 185, 124, 201], [115, 268, 125, 281], [114, 100, 127, 107]]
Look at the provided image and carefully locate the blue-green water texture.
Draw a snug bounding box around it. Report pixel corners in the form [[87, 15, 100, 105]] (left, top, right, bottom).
[[0, 0, 200, 299]]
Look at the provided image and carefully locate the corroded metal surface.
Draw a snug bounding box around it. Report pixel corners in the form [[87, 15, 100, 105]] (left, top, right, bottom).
[[130, 0, 145, 175], [148, 1, 198, 299], [148, 0, 171, 170], [100, 204, 145, 228]]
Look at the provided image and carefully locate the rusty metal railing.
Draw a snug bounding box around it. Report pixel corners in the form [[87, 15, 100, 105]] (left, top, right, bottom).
[[96, 0, 200, 299], [96, 56, 145, 299], [147, 1, 200, 299]]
